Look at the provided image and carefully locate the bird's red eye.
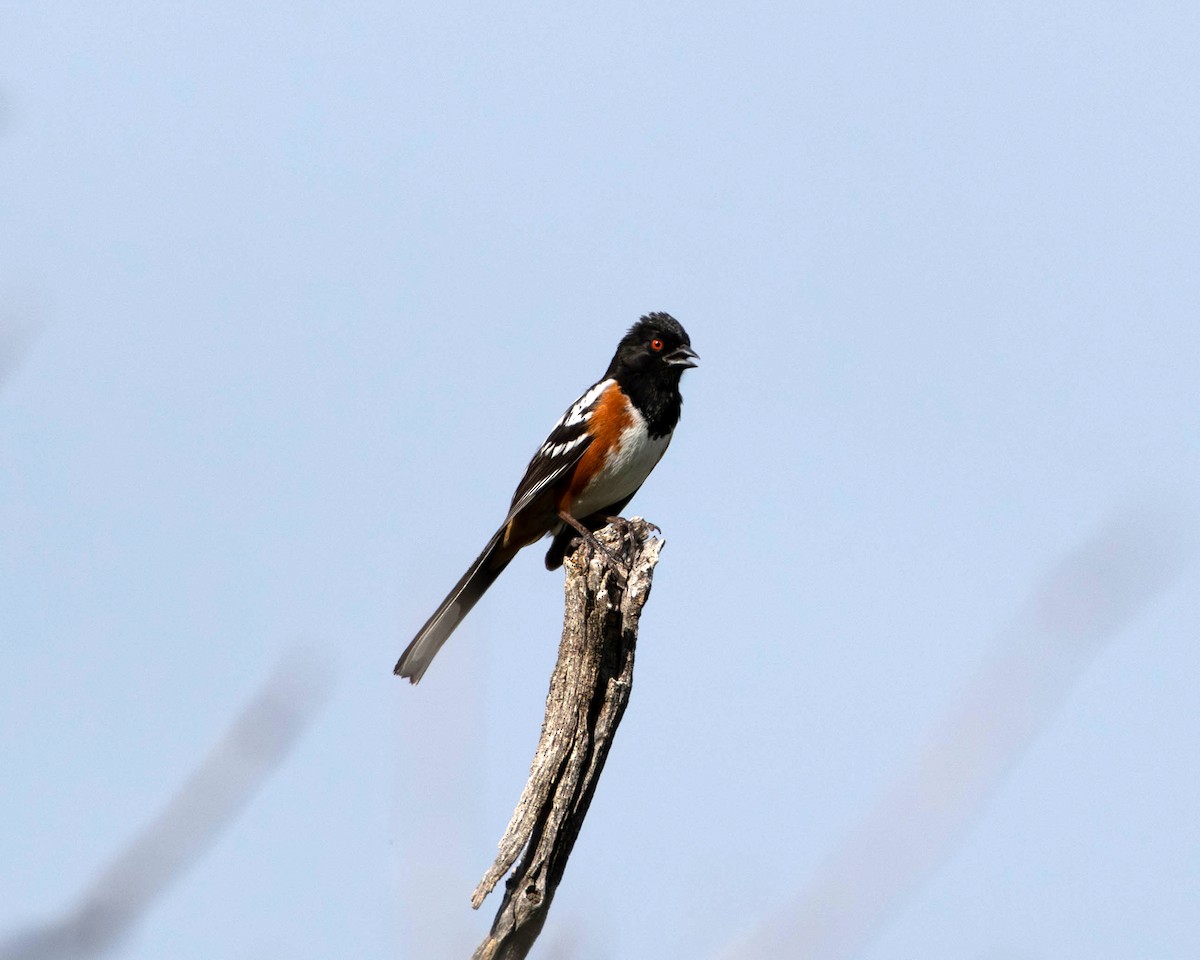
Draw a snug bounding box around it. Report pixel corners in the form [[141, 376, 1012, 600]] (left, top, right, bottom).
[[650, 338, 664, 351]]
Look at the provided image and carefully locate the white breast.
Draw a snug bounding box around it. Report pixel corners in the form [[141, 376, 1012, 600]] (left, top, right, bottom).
[[571, 405, 672, 518]]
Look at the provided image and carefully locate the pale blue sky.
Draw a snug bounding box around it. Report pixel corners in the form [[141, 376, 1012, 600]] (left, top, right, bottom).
[[2, 2, 1198, 958]]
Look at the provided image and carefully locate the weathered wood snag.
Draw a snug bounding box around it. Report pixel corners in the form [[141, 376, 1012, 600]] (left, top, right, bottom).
[[470, 518, 663, 960]]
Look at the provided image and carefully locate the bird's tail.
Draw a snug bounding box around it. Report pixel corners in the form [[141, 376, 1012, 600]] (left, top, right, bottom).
[[394, 525, 517, 684]]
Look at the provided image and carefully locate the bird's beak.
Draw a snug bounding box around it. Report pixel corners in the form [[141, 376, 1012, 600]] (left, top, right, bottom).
[[665, 345, 699, 369]]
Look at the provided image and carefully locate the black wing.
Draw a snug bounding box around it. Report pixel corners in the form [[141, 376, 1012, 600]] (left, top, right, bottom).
[[505, 378, 612, 521]]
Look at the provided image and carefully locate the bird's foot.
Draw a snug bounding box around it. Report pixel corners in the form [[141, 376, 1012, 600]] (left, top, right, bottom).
[[559, 511, 630, 580]]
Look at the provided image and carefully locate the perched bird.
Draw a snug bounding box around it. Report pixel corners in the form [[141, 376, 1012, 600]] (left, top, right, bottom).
[[395, 312, 698, 683]]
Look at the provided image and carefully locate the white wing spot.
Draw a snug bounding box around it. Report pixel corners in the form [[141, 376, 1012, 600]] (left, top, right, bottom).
[[540, 433, 589, 459], [563, 379, 613, 427]]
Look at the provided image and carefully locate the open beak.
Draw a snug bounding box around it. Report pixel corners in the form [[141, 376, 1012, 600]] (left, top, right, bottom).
[[665, 345, 700, 369]]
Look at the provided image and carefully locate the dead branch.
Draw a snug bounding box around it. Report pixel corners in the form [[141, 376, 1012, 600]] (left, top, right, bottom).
[[470, 518, 664, 960]]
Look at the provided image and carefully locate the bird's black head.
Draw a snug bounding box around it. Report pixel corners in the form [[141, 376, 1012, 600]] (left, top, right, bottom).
[[605, 312, 699, 381], [604, 312, 697, 438]]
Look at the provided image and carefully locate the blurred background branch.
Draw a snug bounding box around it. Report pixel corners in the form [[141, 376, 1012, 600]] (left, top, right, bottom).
[[0, 653, 333, 960], [717, 506, 1189, 960], [0, 312, 38, 393]]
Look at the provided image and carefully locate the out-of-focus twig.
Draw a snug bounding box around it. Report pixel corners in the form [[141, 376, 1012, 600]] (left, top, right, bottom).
[[0, 653, 333, 960], [717, 506, 1189, 960], [0, 316, 37, 392]]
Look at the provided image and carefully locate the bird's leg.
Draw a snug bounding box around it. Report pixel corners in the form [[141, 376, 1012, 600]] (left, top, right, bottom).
[[557, 510, 629, 578]]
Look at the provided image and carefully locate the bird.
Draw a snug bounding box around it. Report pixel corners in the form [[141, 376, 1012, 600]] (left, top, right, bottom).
[[395, 311, 698, 683]]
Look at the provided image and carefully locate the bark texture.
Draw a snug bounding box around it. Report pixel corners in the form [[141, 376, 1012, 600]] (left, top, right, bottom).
[[470, 518, 663, 960]]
